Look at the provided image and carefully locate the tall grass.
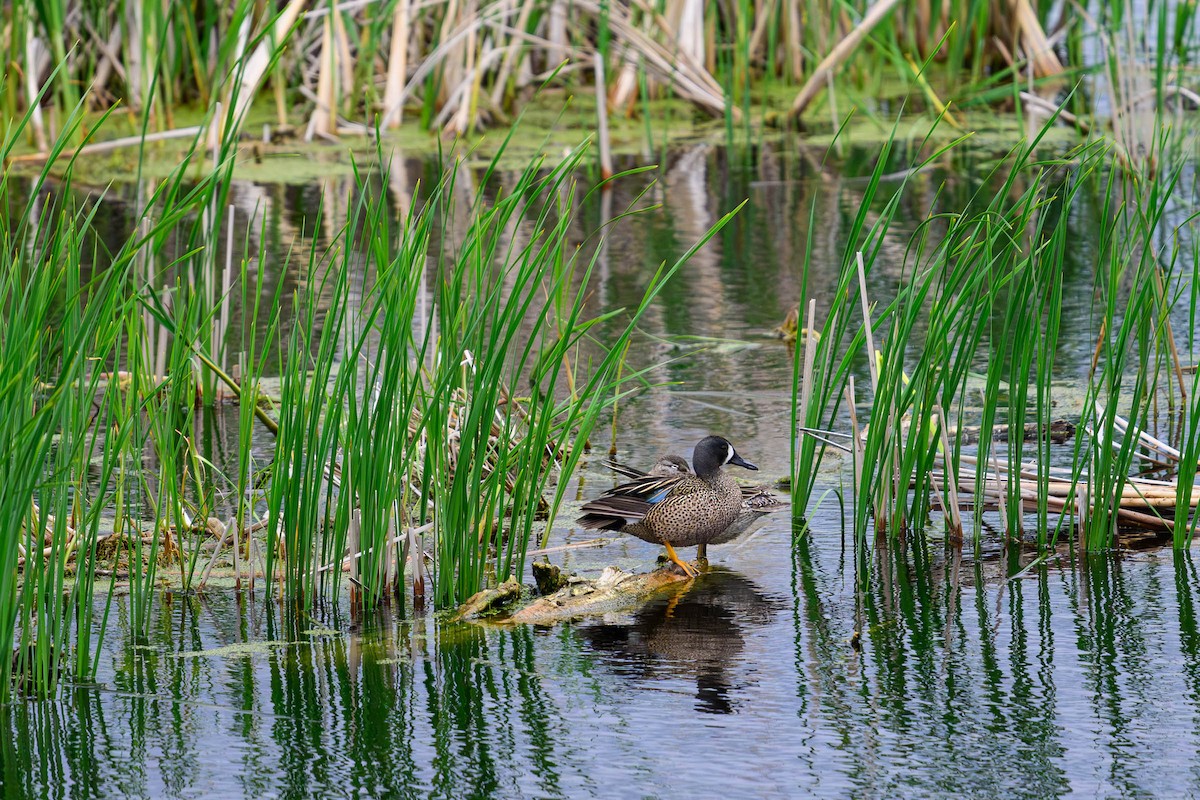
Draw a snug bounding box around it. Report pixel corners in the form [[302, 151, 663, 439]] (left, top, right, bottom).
[[0, 101, 137, 696], [1, 92, 744, 700], [265, 137, 738, 612], [792, 102, 1200, 553]]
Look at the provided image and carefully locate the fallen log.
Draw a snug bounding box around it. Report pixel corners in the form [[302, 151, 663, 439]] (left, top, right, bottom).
[[498, 565, 690, 626]]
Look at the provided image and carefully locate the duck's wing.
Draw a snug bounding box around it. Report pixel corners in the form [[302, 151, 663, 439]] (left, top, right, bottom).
[[576, 475, 685, 529], [604, 459, 648, 480]]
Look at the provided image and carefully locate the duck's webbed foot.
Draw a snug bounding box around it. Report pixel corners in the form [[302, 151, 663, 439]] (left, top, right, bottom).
[[662, 542, 698, 578]]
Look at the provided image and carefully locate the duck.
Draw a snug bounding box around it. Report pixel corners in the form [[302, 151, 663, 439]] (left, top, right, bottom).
[[603, 453, 785, 560], [577, 436, 768, 577]]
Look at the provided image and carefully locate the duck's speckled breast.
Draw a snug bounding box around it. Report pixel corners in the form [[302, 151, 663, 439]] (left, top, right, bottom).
[[632, 471, 744, 547]]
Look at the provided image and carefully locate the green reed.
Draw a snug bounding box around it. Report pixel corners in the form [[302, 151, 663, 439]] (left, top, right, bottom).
[[260, 135, 736, 612], [0, 177, 134, 698], [789, 115, 970, 522], [1074, 164, 1182, 551], [0, 72, 267, 690], [0, 99, 118, 696], [790, 96, 1200, 552], [264, 210, 350, 608]]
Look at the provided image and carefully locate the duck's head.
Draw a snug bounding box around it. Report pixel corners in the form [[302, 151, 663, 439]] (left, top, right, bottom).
[[649, 454, 692, 477], [692, 436, 758, 478]]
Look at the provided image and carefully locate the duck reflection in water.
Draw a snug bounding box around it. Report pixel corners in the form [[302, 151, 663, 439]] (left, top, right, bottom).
[[575, 568, 781, 714]]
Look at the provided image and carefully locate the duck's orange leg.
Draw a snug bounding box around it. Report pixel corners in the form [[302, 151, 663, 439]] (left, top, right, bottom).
[[663, 542, 698, 578]]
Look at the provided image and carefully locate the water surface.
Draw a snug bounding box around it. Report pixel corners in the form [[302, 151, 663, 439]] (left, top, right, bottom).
[[7, 137, 1200, 798]]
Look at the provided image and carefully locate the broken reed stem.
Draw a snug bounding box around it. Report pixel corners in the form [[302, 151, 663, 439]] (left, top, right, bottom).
[[788, 0, 904, 119], [855, 251, 878, 393], [990, 448, 1008, 539], [845, 375, 862, 516], [1089, 318, 1107, 379], [318, 522, 436, 574], [594, 53, 613, 182], [232, 511, 242, 591], [935, 404, 963, 542], [950, 479, 1174, 530], [798, 298, 817, 440], [192, 350, 279, 435]]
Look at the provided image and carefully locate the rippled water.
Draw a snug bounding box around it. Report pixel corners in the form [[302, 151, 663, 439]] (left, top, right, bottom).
[[9, 530, 1200, 798], [7, 137, 1200, 798]]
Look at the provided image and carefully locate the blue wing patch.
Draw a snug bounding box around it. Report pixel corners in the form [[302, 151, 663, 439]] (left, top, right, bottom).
[[647, 488, 670, 504]]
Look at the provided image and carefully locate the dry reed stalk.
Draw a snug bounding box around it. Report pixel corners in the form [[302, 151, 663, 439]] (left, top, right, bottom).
[[955, 473, 1185, 509], [905, 53, 962, 129], [447, 0, 481, 134], [668, 0, 705, 65], [348, 509, 361, 605], [1009, 0, 1064, 78], [382, 0, 411, 127], [846, 376, 863, 508], [547, 0, 568, 67], [956, 481, 1175, 530], [574, 0, 734, 119], [214, 0, 307, 146], [6, 127, 198, 166], [747, 0, 774, 66], [989, 448, 1010, 535], [788, 0, 903, 120], [440, 0, 466, 94], [1018, 91, 1090, 132], [487, 0, 537, 109], [954, 451, 1181, 499], [1153, 267, 1189, 401], [23, 21, 48, 153], [914, 0, 932, 54], [123, 1, 144, 112], [888, 403, 902, 533], [935, 405, 963, 541], [332, 8, 354, 113], [854, 251, 879, 393], [608, 50, 640, 113], [86, 21, 126, 106], [408, 520, 426, 606], [309, 15, 337, 140], [527, 538, 612, 556], [785, 0, 803, 80], [231, 512, 242, 591], [594, 53, 613, 181], [798, 300, 817, 439]]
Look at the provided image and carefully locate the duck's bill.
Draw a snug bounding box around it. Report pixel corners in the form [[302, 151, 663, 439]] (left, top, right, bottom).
[[729, 453, 758, 471]]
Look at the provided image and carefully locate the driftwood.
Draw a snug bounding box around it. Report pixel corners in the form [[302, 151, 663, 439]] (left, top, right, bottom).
[[496, 566, 690, 625], [452, 578, 524, 621]]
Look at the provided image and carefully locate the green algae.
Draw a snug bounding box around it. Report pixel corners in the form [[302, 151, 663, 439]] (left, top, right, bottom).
[[173, 640, 294, 659], [9, 85, 1091, 188]]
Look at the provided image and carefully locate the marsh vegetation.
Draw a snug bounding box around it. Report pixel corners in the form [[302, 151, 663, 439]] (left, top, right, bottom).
[[4, 0, 1200, 795]]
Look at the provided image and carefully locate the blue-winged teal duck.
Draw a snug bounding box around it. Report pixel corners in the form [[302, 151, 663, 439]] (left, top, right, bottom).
[[604, 453, 784, 561], [578, 436, 768, 577]]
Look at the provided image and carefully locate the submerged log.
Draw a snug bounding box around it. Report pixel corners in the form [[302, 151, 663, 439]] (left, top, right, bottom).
[[452, 578, 524, 621]]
